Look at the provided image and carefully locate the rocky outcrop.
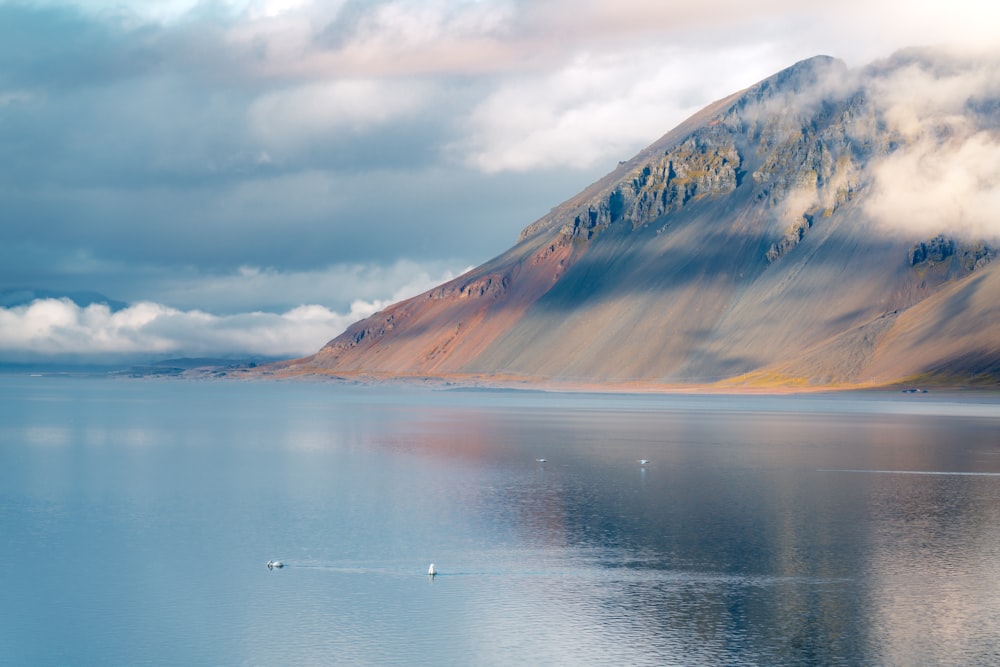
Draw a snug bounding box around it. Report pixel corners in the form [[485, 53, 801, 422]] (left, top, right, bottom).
[[557, 133, 743, 240], [909, 235, 956, 265], [429, 273, 511, 300], [766, 214, 813, 264], [909, 235, 994, 272]]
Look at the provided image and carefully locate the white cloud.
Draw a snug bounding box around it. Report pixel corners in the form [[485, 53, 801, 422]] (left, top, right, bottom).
[[0, 298, 360, 360], [243, 0, 314, 20], [863, 53, 1000, 240], [248, 79, 431, 151], [0, 261, 469, 361], [452, 44, 786, 172], [868, 58, 1000, 139], [352, 0, 512, 50], [866, 131, 1000, 240], [218, 0, 1000, 82]]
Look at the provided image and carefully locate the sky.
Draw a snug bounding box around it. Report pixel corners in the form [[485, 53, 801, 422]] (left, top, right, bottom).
[[1, 0, 998, 363]]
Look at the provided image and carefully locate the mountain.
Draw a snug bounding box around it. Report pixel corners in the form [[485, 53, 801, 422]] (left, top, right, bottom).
[[270, 52, 1000, 389]]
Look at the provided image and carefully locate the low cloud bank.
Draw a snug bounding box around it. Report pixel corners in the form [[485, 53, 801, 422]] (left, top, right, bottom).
[[866, 131, 1000, 240], [0, 261, 471, 365], [863, 52, 1000, 240], [0, 298, 385, 363]]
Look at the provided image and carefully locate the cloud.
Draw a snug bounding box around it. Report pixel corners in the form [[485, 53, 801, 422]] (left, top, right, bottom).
[[452, 43, 789, 172], [0, 298, 373, 362], [863, 52, 1000, 240], [220, 0, 1000, 87], [0, 259, 469, 361], [0, 160, 581, 314], [15, 1, 1000, 85], [151, 261, 471, 314], [247, 79, 432, 152], [865, 131, 1000, 240], [222, 0, 1000, 80], [867, 53, 1000, 138]]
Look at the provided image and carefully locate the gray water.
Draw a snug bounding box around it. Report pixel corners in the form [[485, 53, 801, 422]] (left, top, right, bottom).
[[2, 376, 1000, 666]]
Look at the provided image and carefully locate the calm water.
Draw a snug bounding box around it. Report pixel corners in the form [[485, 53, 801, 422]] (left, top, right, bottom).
[[2, 377, 1000, 666]]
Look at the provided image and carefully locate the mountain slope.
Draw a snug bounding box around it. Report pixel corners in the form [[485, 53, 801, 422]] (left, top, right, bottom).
[[272, 52, 999, 388]]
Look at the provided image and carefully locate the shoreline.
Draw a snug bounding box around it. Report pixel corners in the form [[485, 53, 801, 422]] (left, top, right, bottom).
[[12, 364, 998, 396], [237, 367, 1000, 396]]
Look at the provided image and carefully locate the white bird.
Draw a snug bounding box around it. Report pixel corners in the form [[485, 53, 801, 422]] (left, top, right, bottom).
[[428, 563, 437, 576], [536, 458, 547, 463], [267, 560, 284, 570], [638, 459, 649, 466]]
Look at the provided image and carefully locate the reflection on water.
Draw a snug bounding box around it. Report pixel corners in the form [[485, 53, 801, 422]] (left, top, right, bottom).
[[1, 378, 999, 665]]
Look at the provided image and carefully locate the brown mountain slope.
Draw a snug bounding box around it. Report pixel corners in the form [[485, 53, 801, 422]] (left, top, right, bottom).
[[864, 261, 1000, 385], [270, 53, 1000, 389]]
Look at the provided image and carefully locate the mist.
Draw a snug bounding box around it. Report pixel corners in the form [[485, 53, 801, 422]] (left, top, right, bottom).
[[863, 50, 1000, 241]]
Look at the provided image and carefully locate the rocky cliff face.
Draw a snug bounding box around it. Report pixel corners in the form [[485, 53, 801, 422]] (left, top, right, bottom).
[[272, 52, 1000, 388], [521, 57, 869, 252]]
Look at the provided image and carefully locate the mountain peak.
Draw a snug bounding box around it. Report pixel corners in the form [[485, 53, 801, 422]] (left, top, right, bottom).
[[518, 54, 859, 247], [759, 54, 844, 87]]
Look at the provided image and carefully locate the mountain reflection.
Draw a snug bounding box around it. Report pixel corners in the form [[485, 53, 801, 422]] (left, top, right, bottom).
[[371, 395, 1000, 664]]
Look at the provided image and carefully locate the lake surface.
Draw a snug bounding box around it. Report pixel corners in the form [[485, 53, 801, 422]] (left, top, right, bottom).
[[2, 376, 1000, 665]]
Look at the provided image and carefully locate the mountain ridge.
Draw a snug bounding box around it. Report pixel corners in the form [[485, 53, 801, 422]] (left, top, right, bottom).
[[267, 52, 1000, 389]]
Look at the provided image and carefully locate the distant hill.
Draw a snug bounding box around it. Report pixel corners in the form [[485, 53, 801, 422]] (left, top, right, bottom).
[[269, 52, 1000, 389], [0, 357, 280, 378], [0, 288, 127, 311]]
